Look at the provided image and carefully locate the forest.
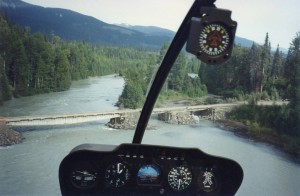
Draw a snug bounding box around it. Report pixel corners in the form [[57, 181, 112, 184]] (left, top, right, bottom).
[[0, 15, 158, 103], [118, 32, 300, 154], [0, 14, 299, 153]]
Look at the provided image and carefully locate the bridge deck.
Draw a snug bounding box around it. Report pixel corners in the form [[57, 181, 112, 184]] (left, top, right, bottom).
[[4, 104, 238, 126]]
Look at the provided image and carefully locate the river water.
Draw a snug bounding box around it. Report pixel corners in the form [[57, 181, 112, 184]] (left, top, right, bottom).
[[0, 75, 299, 196]]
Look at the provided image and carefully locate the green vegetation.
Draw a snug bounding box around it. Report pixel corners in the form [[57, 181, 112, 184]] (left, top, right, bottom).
[[0, 11, 299, 155], [199, 34, 286, 99], [117, 42, 207, 109], [117, 30, 299, 156], [227, 32, 300, 155], [228, 104, 300, 155], [0, 15, 157, 105]]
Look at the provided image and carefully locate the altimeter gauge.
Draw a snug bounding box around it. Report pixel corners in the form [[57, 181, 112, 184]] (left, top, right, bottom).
[[105, 162, 131, 188], [168, 166, 193, 191]]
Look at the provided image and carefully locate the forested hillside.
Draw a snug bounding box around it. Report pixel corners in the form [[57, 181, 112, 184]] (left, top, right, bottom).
[[0, 15, 158, 104], [0, 0, 172, 49], [0, 0, 262, 50]]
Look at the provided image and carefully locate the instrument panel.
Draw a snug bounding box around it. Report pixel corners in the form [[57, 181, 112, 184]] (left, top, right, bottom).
[[59, 143, 243, 195]]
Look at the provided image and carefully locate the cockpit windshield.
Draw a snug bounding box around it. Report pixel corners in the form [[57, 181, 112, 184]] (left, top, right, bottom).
[[0, 0, 299, 195]]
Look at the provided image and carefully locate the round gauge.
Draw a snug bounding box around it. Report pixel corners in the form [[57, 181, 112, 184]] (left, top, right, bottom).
[[198, 168, 217, 192], [71, 169, 98, 189], [199, 23, 231, 56], [168, 166, 193, 191], [105, 162, 131, 188]]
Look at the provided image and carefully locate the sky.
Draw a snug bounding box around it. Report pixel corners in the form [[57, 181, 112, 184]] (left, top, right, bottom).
[[22, 0, 300, 49]]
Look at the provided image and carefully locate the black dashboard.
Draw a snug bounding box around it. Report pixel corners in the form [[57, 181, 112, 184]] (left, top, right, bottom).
[[59, 143, 243, 195]]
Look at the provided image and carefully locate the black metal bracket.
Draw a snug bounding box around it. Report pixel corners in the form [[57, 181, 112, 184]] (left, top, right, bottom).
[[132, 0, 216, 144]]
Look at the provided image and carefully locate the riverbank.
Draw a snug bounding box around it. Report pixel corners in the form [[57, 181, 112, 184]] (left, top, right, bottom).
[[215, 119, 300, 160], [0, 122, 23, 146], [158, 97, 300, 159]]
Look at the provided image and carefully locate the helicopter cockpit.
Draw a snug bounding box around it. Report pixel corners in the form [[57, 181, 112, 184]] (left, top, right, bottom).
[[59, 0, 244, 195]]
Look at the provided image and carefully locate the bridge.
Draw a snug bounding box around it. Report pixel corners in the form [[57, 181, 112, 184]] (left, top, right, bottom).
[[3, 103, 239, 126]]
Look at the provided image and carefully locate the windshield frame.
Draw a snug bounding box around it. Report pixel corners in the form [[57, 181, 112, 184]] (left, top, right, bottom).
[[132, 0, 216, 144]]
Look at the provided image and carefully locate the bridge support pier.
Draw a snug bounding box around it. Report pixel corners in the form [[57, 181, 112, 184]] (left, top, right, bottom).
[[158, 111, 196, 125]]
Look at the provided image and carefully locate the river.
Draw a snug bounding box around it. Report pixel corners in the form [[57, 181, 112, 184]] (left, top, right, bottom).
[[0, 75, 299, 196]]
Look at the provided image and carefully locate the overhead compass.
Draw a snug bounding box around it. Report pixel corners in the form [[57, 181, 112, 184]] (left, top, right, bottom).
[[187, 7, 237, 64], [199, 23, 230, 56]]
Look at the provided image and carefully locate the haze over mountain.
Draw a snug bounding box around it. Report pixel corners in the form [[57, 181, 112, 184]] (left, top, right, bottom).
[[1, 0, 260, 49], [0, 0, 173, 49]]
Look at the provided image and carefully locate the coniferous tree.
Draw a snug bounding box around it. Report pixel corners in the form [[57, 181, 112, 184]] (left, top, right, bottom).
[[284, 33, 299, 100], [168, 51, 187, 91], [286, 33, 300, 105], [198, 62, 207, 86], [271, 45, 281, 84], [54, 49, 72, 91], [8, 37, 29, 96], [118, 79, 145, 109], [284, 32, 300, 135], [259, 33, 271, 92], [248, 43, 262, 92], [0, 56, 11, 104]]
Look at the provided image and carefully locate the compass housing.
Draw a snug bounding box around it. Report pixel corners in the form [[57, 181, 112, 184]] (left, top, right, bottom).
[[186, 7, 237, 65]]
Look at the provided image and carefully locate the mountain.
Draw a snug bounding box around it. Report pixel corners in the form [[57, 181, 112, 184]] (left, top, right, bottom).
[[0, 0, 172, 49], [0, 0, 264, 50], [234, 37, 254, 48], [118, 23, 258, 48], [116, 23, 175, 38]]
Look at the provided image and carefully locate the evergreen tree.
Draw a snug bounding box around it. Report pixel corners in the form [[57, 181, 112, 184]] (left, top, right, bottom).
[[198, 62, 207, 85], [156, 42, 169, 65], [248, 43, 262, 92], [118, 80, 145, 109], [287, 33, 300, 105], [259, 33, 271, 92], [284, 34, 299, 98], [7, 37, 29, 96], [0, 56, 11, 104], [168, 51, 187, 91], [270, 45, 281, 84], [54, 49, 72, 91], [284, 32, 300, 135]]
